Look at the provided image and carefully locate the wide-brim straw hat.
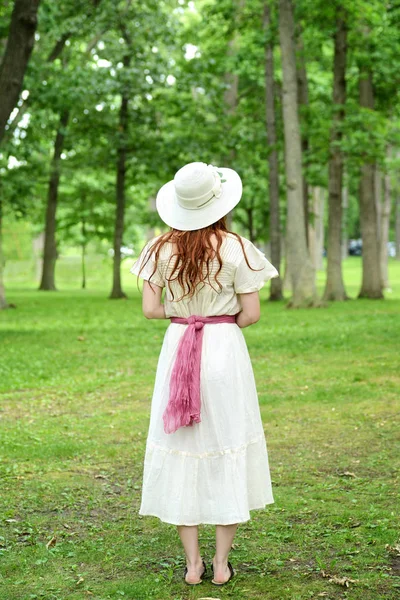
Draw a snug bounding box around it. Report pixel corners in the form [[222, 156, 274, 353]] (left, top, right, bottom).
[[156, 161, 243, 231]]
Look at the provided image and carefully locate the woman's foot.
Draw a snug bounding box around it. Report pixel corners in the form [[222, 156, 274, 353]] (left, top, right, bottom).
[[211, 559, 233, 584], [184, 558, 206, 584]]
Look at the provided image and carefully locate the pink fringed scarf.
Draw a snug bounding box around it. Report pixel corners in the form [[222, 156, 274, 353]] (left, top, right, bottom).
[[162, 314, 237, 434]]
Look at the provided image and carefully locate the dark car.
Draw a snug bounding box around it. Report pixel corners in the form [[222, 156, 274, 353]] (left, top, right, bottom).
[[348, 239, 362, 256]]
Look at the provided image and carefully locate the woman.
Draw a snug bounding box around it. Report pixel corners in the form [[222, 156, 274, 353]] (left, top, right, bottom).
[[130, 162, 279, 586]]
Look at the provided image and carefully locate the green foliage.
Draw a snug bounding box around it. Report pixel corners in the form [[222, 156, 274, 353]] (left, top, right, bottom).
[[1, 0, 399, 255]]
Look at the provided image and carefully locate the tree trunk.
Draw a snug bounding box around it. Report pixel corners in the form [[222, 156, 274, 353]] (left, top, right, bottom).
[[247, 207, 255, 243], [223, 0, 244, 231], [0, 196, 9, 309], [396, 191, 400, 262], [39, 109, 69, 291], [296, 27, 310, 247], [323, 15, 348, 301], [379, 156, 391, 289], [308, 186, 325, 271], [341, 184, 348, 259], [264, 2, 283, 301], [0, 0, 40, 143], [358, 69, 383, 298], [81, 195, 87, 290], [278, 0, 316, 306], [110, 54, 130, 299]]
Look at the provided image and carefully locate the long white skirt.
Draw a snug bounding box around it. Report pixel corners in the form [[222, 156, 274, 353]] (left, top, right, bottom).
[[138, 322, 274, 526]]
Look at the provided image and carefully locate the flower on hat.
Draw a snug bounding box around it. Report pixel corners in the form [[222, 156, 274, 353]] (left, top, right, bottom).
[[207, 164, 225, 198]]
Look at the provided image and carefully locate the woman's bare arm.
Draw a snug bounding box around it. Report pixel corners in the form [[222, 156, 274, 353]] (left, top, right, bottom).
[[236, 291, 261, 328], [142, 280, 166, 319]]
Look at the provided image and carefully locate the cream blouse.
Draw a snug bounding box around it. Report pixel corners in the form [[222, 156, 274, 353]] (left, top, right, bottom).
[[130, 232, 279, 319]]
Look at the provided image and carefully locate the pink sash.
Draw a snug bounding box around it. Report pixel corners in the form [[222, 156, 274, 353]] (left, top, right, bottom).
[[162, 314, 237, 434]]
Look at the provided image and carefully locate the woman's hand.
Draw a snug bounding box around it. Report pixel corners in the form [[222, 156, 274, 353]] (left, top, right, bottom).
[[236, 291, 261, 328], [142, 280, 166, 319]]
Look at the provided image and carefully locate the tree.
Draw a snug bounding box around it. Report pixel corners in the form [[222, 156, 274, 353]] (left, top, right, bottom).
[[278, 0, 316, 306], [323, 13, 348, 301], [0, 0, 40, 144], [0, 0, 40, 309], [358, 65, 383, 299], [264, 2, 282, 300]]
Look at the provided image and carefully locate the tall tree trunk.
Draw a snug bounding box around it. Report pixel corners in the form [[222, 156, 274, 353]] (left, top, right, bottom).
[[110, 53, 130, 299], [379, 154, 391, 289], [39, 109, 69, 291], [358, 69, 383, 298], [0, 0, 40, 143], [81, 195, 87, 290], [323, 15, 348, 301], [278, 0, 316, 306], [341, 183, 349, 259], [264, 2, 283, 301], [247, 207, 255, 242], [296, 27, 310, 247], [396, 190, 400, 262], [223, 0, 244, 230], [0, 196, 9, 309], [308, 186, 324, 271]]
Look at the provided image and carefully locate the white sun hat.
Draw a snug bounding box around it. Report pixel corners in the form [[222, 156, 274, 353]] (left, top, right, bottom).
[[156, 161, 243, 231]]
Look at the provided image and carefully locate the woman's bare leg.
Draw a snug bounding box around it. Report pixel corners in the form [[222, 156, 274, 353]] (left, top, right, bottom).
[[212, 523, 238, 583], [177, 525, 205, 583]]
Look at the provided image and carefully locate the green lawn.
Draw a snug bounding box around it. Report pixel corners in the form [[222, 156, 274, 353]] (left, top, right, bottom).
[[1, 257, 399, 600]]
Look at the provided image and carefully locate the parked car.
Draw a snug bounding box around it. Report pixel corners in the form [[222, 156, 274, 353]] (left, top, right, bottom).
[[108, 246, 135, 258], [388, 241, 396, 258], [347, 239, 396, 257], [348, 239, 362, 256]]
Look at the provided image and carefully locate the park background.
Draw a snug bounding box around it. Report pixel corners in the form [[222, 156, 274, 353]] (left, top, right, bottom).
[[0, 1, 399, 599]]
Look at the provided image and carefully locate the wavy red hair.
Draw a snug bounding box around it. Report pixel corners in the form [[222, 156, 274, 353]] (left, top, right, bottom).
[[137, 216, 261, 301]]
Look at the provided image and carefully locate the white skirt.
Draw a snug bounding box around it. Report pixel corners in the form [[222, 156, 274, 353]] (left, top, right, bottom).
[[138, 322, 274, 526]]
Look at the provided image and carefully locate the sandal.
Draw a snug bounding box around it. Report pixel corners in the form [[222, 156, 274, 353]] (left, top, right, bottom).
[[183, 559, 207, 585], [211, 560, 235, 585]]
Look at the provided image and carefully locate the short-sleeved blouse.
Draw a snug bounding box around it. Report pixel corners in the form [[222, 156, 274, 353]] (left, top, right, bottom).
[[129, 232, 279, 318]]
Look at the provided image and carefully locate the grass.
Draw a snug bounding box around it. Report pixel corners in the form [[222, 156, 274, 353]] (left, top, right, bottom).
[[0, 256, 399, 600]]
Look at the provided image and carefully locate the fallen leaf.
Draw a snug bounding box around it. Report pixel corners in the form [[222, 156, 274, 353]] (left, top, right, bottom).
[[386, 543, 400, 556], [63, 523, 70, 529], [321, 570, 357, 587], [46, 536, 57, 549], [46, 536, 57, 548], [77, 336, 85, 341], [76, 577, 84, 585], [340, 471, 356, 478]]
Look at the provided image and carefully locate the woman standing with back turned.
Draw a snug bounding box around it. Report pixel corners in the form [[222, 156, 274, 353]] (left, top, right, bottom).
[[130, 162, 279, 586]]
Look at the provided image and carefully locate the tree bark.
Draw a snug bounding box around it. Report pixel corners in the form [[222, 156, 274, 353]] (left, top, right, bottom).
[[39, 109, 70, 291], [396, 189, 400, 262], [323, 15, 348, 301], [264, 2, 283, 300], [358, 69, 383, 298], [223, 0, 244, 231], [0, 0, 40, 143], [81, 195, 87, 290], [278, 0, 316, 306], [308, 186, 324, 271], [0, 196, 9, 309], [341, 184, 348, 259], [110, 53, 130, 299], [296, 27, 310, 247], [379, 155, 391, 289]]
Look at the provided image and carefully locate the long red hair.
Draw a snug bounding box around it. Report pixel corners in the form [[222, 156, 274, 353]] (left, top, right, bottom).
[[137, 216, 261, 301]]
